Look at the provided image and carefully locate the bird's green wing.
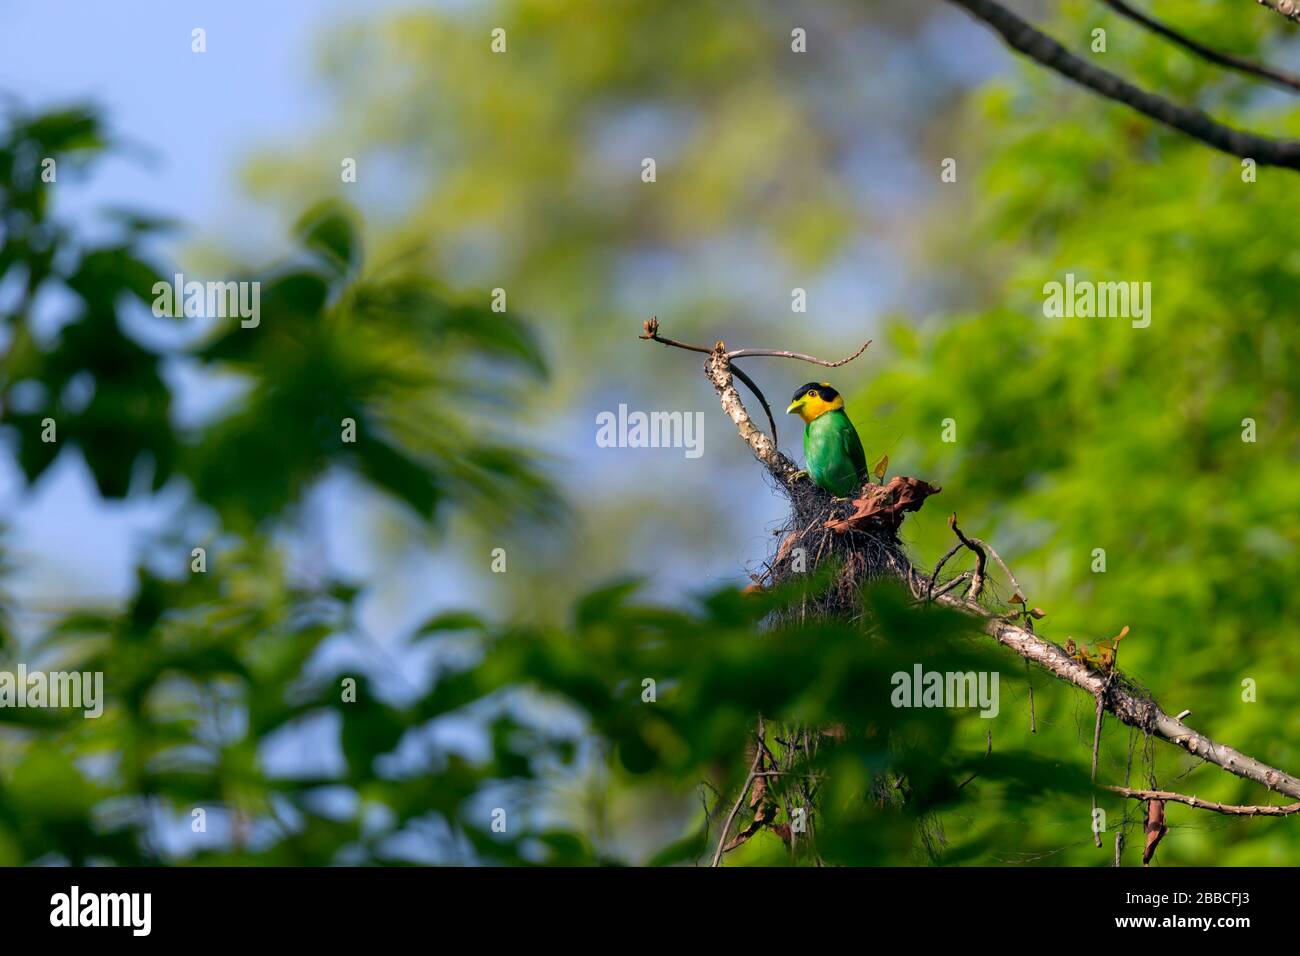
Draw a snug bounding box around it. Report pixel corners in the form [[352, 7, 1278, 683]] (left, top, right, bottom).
[[840, 418, 868, 479]]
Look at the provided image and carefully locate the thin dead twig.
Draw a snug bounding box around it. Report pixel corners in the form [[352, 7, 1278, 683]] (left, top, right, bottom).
[[726, 339, 871, 367], [948, 513, 988, 601], [639, 318, 781, 448], [958, 729, 994, 791], [712, 716, 767, 866], [1105, 786, 1300, 816], [927, 541, 964, 601], [928, 570, 973, 600], [1091, 686, 1108, 847], [982, 539, 1025, 605]]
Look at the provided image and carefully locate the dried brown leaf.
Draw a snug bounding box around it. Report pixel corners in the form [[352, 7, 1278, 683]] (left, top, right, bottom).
[[824, 476, 941, 534], [1143, 799, 1168, 866]]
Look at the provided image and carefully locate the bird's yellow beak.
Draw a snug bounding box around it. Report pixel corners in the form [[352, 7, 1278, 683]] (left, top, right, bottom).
[[785, 397, 805, 415]]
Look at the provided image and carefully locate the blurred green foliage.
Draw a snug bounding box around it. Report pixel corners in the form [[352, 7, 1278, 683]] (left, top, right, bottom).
[[1, 107, 175, 498], [0, 105, 568, 864], [857, 0, 1300, 865], [0, 103, 1078, 864]]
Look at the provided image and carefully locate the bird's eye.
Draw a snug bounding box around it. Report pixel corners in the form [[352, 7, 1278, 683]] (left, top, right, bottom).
[[806, 390, 816, 398]]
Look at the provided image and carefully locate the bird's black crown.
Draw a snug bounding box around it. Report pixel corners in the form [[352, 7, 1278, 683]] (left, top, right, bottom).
[[792, 382, 839, 404]]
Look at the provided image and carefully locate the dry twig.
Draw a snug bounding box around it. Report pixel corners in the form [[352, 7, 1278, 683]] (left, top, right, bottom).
[[1106, 786, 1300, 816], [712, 716, 767, 866], [947, 514, 988, 601]]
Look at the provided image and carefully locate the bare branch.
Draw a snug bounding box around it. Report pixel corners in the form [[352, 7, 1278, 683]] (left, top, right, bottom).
[[958, 728, 994, 790], [981, 539, 1025, 604], [936, 591, 1300, 800], [947, 513, 988, 601], [928, 570, 973, 600], [726, 339, 872, 367], [1091, 690, 1106, 781], [944, 0, 1300, 170], [642, 318, 871, 372], [640, 318, 784, 453], [1102, 0, 1300, 93], [705, 345, 800, 481], [1091, 689, 1107, 847], [638, 316, 711, 355], [730, 362, 780, 450], [712, 716, 766, 866], [927, 541, 965, 600], [1025, 659, 1036, 734], [1255, 0, 1300, 26], [1106, 786, 1300, 816]]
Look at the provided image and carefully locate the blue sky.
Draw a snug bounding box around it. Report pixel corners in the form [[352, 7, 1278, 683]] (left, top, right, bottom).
[[0, 1, 444, 625], [2, 0, 423, 236]]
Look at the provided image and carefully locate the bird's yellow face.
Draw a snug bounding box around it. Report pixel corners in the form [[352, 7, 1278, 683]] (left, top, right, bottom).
[[786, 383, 844, 424]]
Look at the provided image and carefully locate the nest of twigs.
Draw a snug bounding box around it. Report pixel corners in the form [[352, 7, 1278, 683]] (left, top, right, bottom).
[[759, 471, 941, 622]]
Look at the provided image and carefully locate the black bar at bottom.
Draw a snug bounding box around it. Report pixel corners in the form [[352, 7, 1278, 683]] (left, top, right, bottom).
[[0, 865, 1288, 941]]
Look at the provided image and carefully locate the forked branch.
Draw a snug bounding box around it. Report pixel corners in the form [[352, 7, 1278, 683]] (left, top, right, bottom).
[[638, 318, 871, 480], [944, 0, 1300, 169]]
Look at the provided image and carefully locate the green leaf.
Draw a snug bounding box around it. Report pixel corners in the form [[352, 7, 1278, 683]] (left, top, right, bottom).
[[294, 201, 360, 274], [415, 611, 485, 635]]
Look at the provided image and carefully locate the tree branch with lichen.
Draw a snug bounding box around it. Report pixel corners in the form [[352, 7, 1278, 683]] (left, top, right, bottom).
[[922, 519, 1300, 803]]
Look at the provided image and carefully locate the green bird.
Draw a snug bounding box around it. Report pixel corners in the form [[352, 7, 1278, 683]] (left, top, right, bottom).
[[786, 382, 868, 497]]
